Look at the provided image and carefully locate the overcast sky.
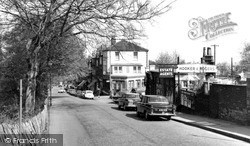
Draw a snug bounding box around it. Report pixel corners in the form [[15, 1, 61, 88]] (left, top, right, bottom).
[[137, 0, 250, 64]]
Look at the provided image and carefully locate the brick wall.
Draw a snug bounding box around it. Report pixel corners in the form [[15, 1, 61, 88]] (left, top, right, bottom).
[[210, 84, 248, 124]]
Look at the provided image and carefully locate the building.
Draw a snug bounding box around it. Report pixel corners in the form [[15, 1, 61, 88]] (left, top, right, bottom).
[[87, 39, 149, 95]]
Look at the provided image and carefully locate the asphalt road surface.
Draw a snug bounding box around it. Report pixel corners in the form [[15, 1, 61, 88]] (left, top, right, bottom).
[[49, 87, 249, 146]]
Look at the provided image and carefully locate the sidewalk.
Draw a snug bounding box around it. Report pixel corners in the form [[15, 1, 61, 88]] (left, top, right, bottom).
[[172, 112, 250, 143]]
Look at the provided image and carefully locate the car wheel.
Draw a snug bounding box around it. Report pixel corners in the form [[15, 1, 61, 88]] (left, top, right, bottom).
[[136, 111, 141, 117], [144, 111, 150, 120], [123, 105, 127, 111]]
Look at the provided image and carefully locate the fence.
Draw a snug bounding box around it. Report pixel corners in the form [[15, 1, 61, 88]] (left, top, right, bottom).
[[0, 104, 49, 143]]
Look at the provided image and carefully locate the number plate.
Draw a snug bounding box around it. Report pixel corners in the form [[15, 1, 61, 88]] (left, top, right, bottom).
[[159, 109, 167, 112]]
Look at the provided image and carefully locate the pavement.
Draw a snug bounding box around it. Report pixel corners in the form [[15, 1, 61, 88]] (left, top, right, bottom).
[[172, 112, 250, 143]]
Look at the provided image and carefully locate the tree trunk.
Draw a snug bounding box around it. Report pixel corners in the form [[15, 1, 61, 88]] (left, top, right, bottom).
[[25, 37, 40, 113]]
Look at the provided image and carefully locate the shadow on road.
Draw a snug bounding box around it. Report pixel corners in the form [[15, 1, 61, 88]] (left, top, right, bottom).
[[51, 95, 68, 99], [111, 106, 137, 112], [108, 101, 116, 104], [125, 113, 170, 122]]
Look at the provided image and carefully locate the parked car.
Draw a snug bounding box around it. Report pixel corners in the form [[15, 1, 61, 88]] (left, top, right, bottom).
[[58, 88, 65, 93], [76, 90, 83, 97], [118, 93, 141, 110], [112, 91, 124, 103], [82, 90, 94, 99], [136, 95, 175, 120]]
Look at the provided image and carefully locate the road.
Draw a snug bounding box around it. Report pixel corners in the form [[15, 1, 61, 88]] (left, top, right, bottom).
[[49, 87, 249, 146]]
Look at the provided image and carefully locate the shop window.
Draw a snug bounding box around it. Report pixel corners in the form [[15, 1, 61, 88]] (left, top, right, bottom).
[[136, 80, 140, 88], [122, 82, 126, 89]]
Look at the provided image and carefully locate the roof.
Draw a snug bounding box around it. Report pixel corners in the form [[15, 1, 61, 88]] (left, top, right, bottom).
[[111, 63, 143, 66], [103, 39, 148, 52]]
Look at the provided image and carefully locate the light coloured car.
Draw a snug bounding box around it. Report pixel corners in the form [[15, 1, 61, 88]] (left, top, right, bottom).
[[58, 88, 65, 93], [82, 90, 94, 99]]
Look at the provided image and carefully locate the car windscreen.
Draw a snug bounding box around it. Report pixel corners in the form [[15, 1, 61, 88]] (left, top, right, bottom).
[[148, 97, 168, 103], [86, 91, 93, 94]]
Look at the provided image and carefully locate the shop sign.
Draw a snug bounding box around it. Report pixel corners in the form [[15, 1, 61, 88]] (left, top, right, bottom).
[[158, 64, 177, 77], [176, 64, 217, 73]]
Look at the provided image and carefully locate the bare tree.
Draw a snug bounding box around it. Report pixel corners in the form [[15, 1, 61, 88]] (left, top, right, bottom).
[[0, 0, 174, 113], [155, 51, 184, 64]]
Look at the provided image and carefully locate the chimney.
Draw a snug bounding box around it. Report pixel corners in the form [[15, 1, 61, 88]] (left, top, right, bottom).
[[111, 37, 116, 46]]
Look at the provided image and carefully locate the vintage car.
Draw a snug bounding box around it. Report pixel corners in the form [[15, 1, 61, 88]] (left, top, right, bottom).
[[112, 91, 124, 103], [136, 95, 175, 120], [118, 93, 141, 110], [58, 88, 65, 93], [82, 90, 94, 99]]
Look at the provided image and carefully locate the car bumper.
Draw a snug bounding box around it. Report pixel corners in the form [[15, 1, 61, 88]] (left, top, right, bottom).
[[148, 113, 175, 117], [125, 104, 137, 108]]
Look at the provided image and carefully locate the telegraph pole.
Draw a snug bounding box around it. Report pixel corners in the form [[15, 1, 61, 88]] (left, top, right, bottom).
[[211, 44, 219, 65]]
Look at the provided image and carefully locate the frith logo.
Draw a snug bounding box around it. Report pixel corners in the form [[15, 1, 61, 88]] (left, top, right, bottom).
[[188, 12, 237, 41]]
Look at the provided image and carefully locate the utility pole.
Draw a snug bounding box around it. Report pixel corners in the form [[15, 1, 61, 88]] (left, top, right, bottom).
[[211, 44, 219, 65]]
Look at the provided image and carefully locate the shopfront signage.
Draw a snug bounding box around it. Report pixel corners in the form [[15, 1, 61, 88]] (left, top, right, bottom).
[[159, 64, 177, 77], [176, 64, 217, 73]]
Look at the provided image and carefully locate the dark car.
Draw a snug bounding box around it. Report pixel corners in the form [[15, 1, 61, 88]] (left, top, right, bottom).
[[136, 95, 175, 120], [112, 91, 124, 103], [118, 93, 141, 110]]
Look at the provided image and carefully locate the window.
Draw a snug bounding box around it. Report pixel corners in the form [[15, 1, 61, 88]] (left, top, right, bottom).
[[129, 80, 134, 88], [99, 56, 102, 65], [133, 52, 138, 60], [138, 66, 141, 73], [133, 66, 137, 73], [136, 80, 140, 88], [115, 52, 120, 60], [119, 66, 122, 73], [131, 80, 134, 88], [114, 66, 118, 73], [142, 79, 145, 87]]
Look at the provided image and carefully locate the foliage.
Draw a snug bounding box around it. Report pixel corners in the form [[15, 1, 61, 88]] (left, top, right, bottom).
[[0, 24, 88, 120], [155, 51, 185, 64], [216, 62, 231, 77], [239, 43, 250, 72]]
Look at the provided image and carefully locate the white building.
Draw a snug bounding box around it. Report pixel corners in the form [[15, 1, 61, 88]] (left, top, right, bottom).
[[100, 39, 149, 94]]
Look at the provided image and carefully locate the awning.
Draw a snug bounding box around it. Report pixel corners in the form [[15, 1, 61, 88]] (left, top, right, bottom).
[[78, 80, 87, 87], [87, 79, 97, 88], [180, 75, 199, 81]]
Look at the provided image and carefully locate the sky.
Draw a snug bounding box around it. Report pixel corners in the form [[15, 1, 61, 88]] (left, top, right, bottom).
[[137, 0, 250, 64]]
